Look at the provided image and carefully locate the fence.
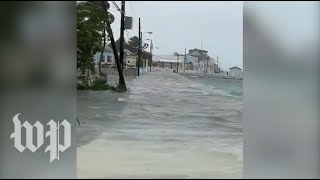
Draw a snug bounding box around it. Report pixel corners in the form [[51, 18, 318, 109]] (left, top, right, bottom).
[[100, 67, 136, 77]]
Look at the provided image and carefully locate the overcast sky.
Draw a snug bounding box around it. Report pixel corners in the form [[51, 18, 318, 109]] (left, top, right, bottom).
[[110, 1, 243, 70]]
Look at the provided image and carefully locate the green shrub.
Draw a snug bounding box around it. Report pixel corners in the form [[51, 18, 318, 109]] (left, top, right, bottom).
[[77, 77, 126, 92], [91, 78, 108, 90]]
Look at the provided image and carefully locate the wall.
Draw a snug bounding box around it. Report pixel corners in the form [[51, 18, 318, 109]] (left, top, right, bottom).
[[230, 68, 242, 77], [100, 67, 136, 77]]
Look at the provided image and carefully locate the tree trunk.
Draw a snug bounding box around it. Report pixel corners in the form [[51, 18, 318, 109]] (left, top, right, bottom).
[[105, 11, 127, 91], [86, 68, 90, 87], [99, 21, 107, 79]]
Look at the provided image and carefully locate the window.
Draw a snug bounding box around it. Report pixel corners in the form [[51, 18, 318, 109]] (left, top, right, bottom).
[[106, 55, 112, 63]]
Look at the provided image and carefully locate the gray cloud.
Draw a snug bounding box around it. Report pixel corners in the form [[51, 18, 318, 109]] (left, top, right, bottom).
[[110, 1, 243, 70]]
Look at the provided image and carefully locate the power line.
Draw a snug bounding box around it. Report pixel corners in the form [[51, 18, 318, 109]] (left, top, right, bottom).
[[111, 1, 120, 10], [111, 1, 125, 14]]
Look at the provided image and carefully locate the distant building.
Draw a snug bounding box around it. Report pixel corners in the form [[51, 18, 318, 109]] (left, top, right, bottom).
[[188, 48, 208, 66], [188, 48, 217, 74], [229, 66, 242, 77], [153, 49, 219, 73], [153, 55, 184, 70], [185, 55, 199, 70]]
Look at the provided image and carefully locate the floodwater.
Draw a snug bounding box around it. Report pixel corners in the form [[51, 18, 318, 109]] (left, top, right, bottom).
[[77, 69, 243, 178]]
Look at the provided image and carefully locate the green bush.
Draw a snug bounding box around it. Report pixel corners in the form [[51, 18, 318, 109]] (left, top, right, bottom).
[[77, 77, 126, 92], [91, 77, 109, 90], [77, 83, 89, 90]]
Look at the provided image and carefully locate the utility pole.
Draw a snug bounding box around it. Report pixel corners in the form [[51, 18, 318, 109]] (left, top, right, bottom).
[[206, 56, 209, 74], [119, 1, 125, 70], [217, 56, 219, 74], [184, 48, 186, 72], [212, 54, 214, 75], [149, 40, 153, 72], [176, 53, 179, 73], [141, 32, 143, 74], [99, 21, 106, 77], [103, 1, 127, 91], [137, 18, 141, 76], [141, 32, 144, 74]]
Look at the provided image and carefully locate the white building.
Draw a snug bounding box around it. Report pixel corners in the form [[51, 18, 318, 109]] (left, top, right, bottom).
[[152, 55, 184, 70], [94, 47, 135, 68], [229, 66, 242, 77], [185, 55, 199, 70], [93, 46, 114, 65]]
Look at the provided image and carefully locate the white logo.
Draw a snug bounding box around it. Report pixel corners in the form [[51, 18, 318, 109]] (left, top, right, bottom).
[[10, 113, 71, 163]]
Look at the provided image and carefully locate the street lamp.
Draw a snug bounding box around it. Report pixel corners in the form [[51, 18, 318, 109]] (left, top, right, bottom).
[[140, 32, 153, 72], [152, 47, 159, 70], [213, 56, 222, 74]]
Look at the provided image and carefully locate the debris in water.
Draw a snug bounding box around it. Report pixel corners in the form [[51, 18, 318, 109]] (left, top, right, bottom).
[[118, 98, 126, 102]]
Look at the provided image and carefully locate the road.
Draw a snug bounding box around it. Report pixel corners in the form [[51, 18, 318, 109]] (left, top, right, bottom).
[[77, 69, 243, 178]]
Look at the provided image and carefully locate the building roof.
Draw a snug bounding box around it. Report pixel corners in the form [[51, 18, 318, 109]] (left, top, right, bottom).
[[188, 48, 209, 58], [189, 50, 203, 57], [124, 49, 132, 55], [205, 55, 212, 60], [104, 46, 113, 53], [190, 48, 208, 53], [229, 66, 242, 70]]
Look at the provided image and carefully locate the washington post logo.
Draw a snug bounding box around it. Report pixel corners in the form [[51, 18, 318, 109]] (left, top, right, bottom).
[[10, 113, 71, 163]]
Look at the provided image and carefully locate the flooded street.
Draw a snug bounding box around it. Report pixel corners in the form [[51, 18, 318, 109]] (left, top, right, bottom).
[[77, 69, 243, 178]]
